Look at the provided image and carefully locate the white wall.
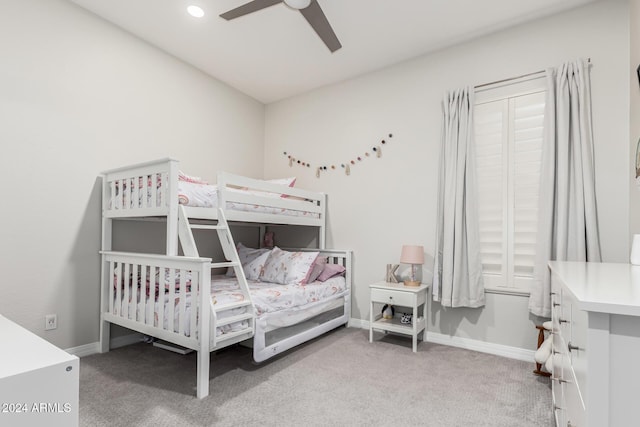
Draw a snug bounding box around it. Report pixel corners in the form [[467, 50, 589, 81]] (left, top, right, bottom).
[[0, 0, 264, 349], [265, 0, 630, 350], [630, 0, 640, 237]]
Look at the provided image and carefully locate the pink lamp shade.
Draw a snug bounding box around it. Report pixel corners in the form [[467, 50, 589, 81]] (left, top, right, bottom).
[[400, 245, 424, 265], [400, 245, 424, 287]]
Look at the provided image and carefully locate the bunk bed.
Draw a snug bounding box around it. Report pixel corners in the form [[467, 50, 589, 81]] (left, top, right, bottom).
[[100, 158, 351, 399]]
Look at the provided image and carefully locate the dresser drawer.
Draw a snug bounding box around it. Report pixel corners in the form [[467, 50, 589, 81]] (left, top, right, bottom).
[[564, 374, 586, 427], [570, 303, 588, 399], [370, 288, 415, 307], [551, 347, 565, 426], [551, 276, 564, 334]]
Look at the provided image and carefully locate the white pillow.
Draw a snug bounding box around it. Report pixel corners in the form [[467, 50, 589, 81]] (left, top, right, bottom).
[[267, 177, 296, 187], [243, 250, 271, 280], [178, 181, 218, 207], [226, 243, 271, 277], [261, 247, 319, 285], [178, 170, 208, 184]]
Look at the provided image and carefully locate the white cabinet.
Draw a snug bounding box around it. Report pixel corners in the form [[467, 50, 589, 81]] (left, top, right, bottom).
[[369, 281, 429, 352], [549, 262, 640, 427], [0, 315, 79, 427]]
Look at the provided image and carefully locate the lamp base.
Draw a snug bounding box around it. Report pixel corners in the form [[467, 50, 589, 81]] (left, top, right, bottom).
[[403, 280, 420, 287]]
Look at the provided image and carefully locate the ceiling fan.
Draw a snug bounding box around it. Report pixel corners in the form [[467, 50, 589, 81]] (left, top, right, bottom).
[[220, 0, 342, 52]]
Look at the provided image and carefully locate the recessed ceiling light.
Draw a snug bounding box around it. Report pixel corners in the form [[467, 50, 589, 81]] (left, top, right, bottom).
[[187, 5, 205, 18]]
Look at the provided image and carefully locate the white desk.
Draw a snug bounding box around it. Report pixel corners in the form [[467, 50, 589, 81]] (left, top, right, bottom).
[[0, 315, 79, 427]]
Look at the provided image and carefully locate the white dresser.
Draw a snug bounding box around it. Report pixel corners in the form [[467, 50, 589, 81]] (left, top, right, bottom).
[[0, 315, 79, 427], [549, 261, 640, 427]]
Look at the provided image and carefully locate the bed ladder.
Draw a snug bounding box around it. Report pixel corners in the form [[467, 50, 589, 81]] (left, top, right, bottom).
[[177, 206, 255, 348]]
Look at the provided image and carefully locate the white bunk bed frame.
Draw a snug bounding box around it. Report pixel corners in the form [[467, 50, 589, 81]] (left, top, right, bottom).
[[99, 158, 351, 398], [101, 158, 327, 255]]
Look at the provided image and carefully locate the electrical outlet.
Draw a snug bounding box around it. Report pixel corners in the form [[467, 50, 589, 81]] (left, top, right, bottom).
[[45, 314, 57, 331]]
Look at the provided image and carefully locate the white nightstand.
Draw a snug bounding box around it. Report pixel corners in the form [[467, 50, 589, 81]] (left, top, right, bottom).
[[369, 281, 429, 352]]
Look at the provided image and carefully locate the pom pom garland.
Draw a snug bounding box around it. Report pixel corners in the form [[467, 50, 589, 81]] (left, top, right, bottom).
[[283, 133, 393, 177]]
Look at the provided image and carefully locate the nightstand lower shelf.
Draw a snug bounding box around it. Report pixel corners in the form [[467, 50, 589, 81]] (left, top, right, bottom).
[[370, 314, 426, 336]]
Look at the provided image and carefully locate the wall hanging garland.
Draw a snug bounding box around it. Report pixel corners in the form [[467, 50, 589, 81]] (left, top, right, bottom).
[[284, 133, 393, 177]]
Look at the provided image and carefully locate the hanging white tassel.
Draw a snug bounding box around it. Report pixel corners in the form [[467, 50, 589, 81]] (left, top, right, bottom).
[[316, 167, 321, 178], [376, 146, 382, 158], [345, 164, 350, 176]]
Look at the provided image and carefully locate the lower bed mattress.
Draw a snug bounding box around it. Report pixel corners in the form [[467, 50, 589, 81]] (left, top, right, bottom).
[[113, 274, 348, 339]]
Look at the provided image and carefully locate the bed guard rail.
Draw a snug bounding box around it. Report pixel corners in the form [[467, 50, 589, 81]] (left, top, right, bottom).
[[100, 251, 212, 351]]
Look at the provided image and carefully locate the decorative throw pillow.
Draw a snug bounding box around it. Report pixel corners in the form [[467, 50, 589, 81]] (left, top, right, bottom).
[[317, 263, 346, 282], [302, 256, 327, 284], [261, 247, 319, 285], [226, 243, 271, 277], [267, 177, 296, 198], [243, 250, 271, 281], [178, 170, 208, 184], [266, 177, 296, 187]]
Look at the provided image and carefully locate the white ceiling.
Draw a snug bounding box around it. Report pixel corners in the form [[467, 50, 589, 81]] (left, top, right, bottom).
[[69, 0, 597, 104]]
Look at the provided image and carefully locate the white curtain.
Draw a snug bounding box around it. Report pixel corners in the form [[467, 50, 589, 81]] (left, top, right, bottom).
[[529, 59, 602, 318], [433, 87, 485, 308]]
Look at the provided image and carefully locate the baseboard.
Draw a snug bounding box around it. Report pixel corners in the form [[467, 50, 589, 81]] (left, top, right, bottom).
[[425, 331, 534, 362], [65, 333, 143, 357], [348, 318, 367, 329], [351, 319, 534, 363], [71, 322, 534, 362], [65, 342, 99, 358]]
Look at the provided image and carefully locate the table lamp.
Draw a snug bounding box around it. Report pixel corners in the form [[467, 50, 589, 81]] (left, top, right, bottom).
[[400, 245, 424, 287]]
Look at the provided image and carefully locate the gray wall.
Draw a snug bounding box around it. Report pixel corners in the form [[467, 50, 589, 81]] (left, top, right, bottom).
[[630, 0, 640, 237], [264, 0, 630, 350], [0, 0, 633, 355], [0, 0, 265, 349]]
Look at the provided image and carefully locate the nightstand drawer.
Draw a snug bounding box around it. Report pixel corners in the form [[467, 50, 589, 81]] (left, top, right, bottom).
[[371, 288, 415, 306]]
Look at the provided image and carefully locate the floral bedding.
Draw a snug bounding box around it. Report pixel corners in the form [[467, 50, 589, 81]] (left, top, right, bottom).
[[177, 181, 319, 218], [109, 177, 319, 218], [112, 271, 347, 338], [211, 274, 347, 316]]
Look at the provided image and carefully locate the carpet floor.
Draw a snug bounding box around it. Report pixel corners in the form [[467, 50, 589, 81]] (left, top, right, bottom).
[[80, 327, 553, 426]]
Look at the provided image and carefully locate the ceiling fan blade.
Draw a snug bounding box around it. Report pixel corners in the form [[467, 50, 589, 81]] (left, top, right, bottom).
[[220, 0, 283, 20], [299, 0, 341, 52]]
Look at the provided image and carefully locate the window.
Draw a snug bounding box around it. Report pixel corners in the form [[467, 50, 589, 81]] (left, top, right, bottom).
[[474, 79, 546, 294]]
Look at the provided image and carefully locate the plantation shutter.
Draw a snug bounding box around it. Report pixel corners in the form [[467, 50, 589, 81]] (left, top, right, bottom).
[[475, 101, 507, 286], [475, 89, 545, 291]]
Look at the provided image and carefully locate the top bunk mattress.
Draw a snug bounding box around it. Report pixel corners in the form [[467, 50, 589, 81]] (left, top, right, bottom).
[[178, 180, 319, 219]]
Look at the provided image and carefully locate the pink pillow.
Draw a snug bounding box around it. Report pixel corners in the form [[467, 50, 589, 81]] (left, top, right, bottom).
[[317, 263, 346, 282], [302, 257, 327, 284]]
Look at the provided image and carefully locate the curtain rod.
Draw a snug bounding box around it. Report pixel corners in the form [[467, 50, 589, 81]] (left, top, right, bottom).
[[474, 58, 591, 89]]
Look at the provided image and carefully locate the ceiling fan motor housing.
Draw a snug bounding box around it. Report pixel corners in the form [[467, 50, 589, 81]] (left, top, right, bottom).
[[284, 0, 311, 10]]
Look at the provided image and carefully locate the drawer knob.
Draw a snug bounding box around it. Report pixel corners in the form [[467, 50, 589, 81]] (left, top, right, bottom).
[[551, 377, 568, 384], [567, 342, 580, 353], [559, 318, 569, 324], [553, 302, 561, 307]]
